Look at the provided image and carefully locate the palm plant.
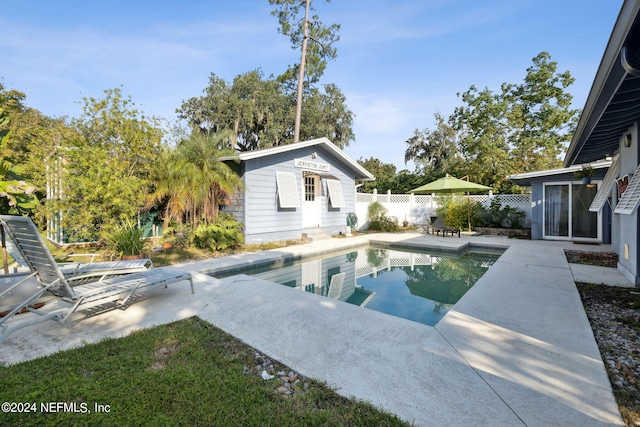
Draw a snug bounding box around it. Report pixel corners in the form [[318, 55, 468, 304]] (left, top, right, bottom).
[[150, 130, 243, 228], [104, 220, 147, 257]]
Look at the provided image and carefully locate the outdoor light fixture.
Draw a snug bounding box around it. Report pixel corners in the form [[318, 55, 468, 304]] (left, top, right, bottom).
[[625, 133, 633, 147], [605, 154, 613, 161]]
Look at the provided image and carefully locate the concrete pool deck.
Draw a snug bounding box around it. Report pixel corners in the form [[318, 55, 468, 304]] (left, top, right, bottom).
[[0, 233, 630, 426]]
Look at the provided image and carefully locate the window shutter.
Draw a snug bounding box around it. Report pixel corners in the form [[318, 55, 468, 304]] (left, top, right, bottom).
[[275, 171, 300, 208], [326, 179, 345, 208], [614, 163, 640, 215], [589, 156, 619, 212]]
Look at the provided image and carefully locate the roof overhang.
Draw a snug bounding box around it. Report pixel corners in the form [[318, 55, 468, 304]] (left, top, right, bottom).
[[221, 137, 375, 181], [508, 160, 612, 187], [564, 0, 640, 166]]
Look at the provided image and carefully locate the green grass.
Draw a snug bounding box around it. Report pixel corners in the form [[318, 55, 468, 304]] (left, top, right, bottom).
[[0, 318, 410, 426]]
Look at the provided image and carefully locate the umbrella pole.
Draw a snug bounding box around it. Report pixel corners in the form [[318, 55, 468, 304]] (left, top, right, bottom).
[[467, 192, 471, 232]]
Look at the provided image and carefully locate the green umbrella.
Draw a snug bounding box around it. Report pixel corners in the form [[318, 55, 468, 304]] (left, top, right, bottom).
[[411, 174, 492, 193], [410, 174, 492, 232]]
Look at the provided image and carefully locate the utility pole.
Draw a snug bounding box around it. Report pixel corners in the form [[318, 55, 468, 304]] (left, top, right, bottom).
[[293, 0, 310, 143]]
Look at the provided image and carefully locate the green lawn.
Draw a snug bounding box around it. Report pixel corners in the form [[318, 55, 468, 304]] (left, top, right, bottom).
[[1, 317, 411, 426]]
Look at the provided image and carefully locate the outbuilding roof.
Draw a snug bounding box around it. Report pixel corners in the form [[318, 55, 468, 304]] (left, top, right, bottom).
[[507, 160, 612, 187], [222, 137, 375, 181]]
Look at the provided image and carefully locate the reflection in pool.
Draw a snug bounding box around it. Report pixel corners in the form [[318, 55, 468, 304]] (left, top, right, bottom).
[[214, 246, 503, 326]]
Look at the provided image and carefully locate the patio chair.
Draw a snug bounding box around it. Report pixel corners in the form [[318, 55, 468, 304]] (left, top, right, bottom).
[[416, 223, 432, 235], [0, 215, 193, 344], [1, 215, 153, 283], [430, 216, 460, 237]]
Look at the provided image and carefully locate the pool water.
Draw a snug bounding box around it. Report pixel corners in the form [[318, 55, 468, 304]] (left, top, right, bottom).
[[213, 245, 503, 326]]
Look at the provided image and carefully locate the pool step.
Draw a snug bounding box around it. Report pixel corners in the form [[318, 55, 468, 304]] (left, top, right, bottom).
[[301, 230, 331, 242]]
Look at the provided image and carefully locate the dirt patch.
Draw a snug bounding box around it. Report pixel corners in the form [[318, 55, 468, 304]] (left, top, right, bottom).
[[565, 249, 618, 268], [149, 343, 181, 371]]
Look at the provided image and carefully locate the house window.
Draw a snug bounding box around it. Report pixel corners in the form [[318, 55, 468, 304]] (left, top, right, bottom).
[[305, 175, 316, 201]]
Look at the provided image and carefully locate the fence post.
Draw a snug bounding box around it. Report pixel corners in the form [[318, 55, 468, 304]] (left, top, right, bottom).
[[373, 188, 377, 202], [410, 192, 415, 224], [387, 189, 391, 204], [431, 193, 435, 216]]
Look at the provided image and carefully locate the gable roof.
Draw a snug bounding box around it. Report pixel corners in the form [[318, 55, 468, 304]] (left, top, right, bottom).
[[223, 137, 375, 181], [564, 0, 640, 166]]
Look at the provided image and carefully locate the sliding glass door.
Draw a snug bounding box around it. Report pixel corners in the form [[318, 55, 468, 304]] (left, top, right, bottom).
[[543, 183, 599, 240]]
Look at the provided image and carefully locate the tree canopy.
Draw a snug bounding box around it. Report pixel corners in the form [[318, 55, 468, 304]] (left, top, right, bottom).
[[404, 112, 464, 180], [357, 157, 397, 193], [403, 52, 579, 194], [177, 70, 354, 151], [451, 52, 579, 192], [56, 88, 165, 240]]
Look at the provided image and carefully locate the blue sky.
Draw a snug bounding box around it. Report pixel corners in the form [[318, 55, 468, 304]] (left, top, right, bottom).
[[0, 1, 622, 171]]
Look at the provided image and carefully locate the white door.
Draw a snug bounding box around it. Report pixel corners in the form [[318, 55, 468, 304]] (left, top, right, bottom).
[[302, 174, 320, 228]]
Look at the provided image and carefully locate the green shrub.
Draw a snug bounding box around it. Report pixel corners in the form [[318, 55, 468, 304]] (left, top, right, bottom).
[[366, 201, 398, 232], [476, 198, 526, 229], [103, 220, 147, 256], [434, 194, 453, 218], [443, 198, 483, 231], [193, 214, 244, 251], [368, 216, 399, 232], [367, 201, 387, 222], [163, 222, 192, 248]]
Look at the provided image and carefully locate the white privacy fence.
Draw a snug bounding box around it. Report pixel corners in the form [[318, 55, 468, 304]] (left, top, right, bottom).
[[354, 190, 531, 229]]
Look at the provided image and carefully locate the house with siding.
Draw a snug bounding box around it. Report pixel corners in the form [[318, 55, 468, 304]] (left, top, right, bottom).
[[508, 160, 612, 242], [222, 137, 374, 244], [556, 0, 640, 284]]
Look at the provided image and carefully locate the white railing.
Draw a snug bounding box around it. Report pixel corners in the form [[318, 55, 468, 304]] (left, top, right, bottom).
[[354, 189, 531, 230]]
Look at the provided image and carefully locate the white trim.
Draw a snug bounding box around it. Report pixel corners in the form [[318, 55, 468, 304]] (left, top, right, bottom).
[[614, 163, 640, 214], [326, 179, 345, 208], [222, 138, 375, 181], [275, 171, 300, 208], [508, 160, 611, 182], [589, 155, 620, 212]]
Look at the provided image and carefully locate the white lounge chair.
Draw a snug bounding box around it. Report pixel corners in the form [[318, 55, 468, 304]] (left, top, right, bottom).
[[0, 215, 194, 344], [1, 215, 153, 284]]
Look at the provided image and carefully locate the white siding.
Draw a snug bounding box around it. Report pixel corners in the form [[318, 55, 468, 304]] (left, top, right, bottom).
[[241, 145, 359, 244]]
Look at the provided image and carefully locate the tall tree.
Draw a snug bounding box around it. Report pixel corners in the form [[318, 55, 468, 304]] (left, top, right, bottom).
[[451, 52, 579, 192], [0, 83, 66, 218], [391, 169, 425, 194], [505, 52, 579, 172], [357, 157, 396, 193], [404, 112, 463, 178], [270, 0, 340, 142], [0, 108, 37, 215], [300, 83, 354, 146], [57, 88, 165, 241]]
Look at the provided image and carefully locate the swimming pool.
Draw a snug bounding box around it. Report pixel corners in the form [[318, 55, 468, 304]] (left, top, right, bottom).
[[213, 245, 504, 326]]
